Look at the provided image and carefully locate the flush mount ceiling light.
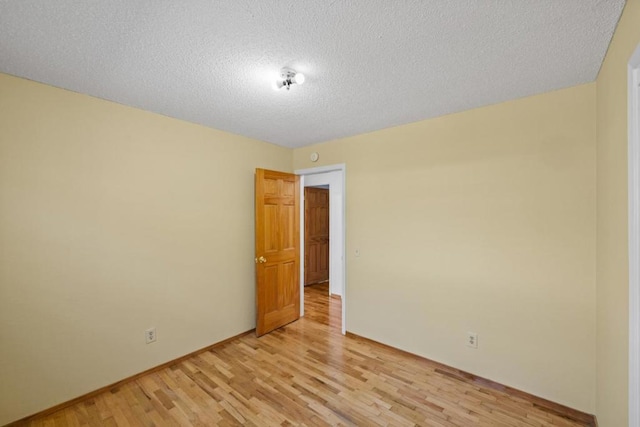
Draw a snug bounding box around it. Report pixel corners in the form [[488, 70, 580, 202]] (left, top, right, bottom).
[[274, 67, 305, 90]]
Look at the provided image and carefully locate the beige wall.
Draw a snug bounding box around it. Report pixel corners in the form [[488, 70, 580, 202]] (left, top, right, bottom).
[[595, 0, 640, 425], [294, 84, 597, 412], [0, 73, 291, 424]]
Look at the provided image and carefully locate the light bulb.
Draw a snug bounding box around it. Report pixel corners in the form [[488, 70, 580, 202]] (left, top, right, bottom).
[[294, 73, 305, 85]]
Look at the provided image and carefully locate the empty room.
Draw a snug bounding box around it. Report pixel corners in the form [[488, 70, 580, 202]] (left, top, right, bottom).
[[1, 1, 640, 426]]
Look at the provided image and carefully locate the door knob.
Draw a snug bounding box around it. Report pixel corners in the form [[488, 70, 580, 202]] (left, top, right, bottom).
[[255, 256, 267, 264]]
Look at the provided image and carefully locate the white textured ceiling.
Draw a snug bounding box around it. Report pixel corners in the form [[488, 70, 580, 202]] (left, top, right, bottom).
[[0, 1, 625, 148]]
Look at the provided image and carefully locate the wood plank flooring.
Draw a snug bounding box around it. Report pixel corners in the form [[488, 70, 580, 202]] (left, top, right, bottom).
[[16, 283, 593, 426]]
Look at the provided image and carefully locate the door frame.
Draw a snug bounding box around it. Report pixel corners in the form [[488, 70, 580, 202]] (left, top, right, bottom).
[[296, 164, 346, 335], [628, 41, 640, 427]]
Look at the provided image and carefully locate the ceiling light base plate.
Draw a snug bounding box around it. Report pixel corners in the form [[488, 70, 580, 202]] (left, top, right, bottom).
[[281, 68, 297, 80]]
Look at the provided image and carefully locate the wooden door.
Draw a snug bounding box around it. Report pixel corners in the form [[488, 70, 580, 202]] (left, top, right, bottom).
[[304, 187, 329, 285], [255, 169, 300, 337]]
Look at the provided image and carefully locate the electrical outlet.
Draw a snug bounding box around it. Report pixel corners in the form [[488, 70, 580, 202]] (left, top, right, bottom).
[[466, 332, 478, 349], [145, 327, 157, 344]]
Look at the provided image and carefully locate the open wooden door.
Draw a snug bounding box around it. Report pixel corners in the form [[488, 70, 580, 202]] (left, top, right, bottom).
[[255, 169, 300, 337], [304, 187, 329, 285]]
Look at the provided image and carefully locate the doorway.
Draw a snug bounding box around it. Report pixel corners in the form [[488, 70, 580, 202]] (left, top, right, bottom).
[[296, 164, 346, 334]]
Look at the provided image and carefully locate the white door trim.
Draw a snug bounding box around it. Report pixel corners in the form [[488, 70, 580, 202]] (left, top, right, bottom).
[[629, 41, 640, 427], [296, 164, 346, 335]]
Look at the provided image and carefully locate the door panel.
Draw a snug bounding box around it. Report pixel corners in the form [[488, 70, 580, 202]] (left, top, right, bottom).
[[282, 205, 296, 250], [304, 187, 330, 285], [264, 205, 279, 252], [255, 169, 300, 336]]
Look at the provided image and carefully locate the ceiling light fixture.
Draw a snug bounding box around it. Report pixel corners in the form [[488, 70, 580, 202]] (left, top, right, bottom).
[[275, 67, 305, 90]]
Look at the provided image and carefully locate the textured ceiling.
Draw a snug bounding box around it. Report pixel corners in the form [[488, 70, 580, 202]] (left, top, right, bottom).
[[0, 1, 626, 148]]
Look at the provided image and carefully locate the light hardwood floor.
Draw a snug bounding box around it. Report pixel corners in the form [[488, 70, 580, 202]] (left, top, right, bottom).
[[17, 283, 593, 426]]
